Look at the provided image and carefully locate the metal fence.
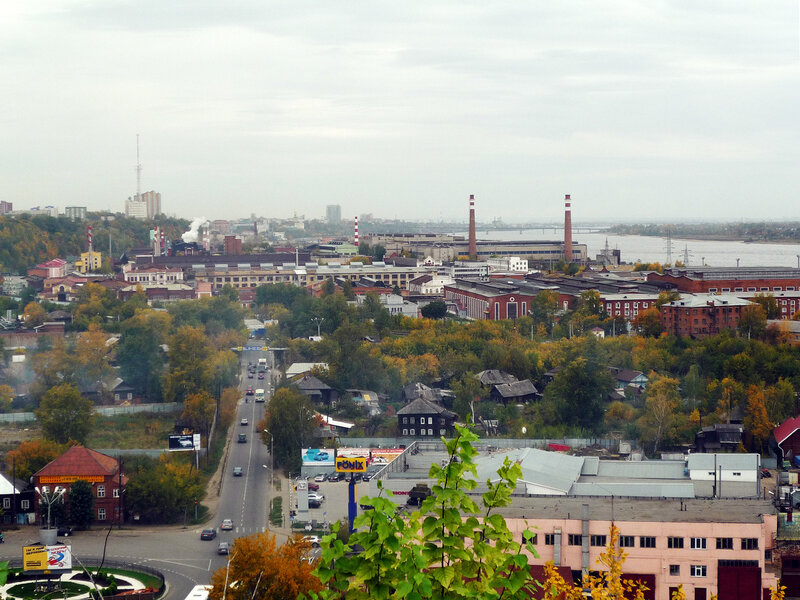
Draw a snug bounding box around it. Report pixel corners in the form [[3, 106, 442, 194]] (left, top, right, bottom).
[[0, 402, 181, 423], [344, 437, 626, 452]]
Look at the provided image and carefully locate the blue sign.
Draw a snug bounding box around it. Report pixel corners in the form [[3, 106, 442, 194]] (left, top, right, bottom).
[[243, 346, 267, 351]]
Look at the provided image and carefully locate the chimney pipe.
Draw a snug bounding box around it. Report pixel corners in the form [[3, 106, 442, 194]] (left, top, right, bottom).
[[468, 194, 477, 260], [563, 194, 573, 263]]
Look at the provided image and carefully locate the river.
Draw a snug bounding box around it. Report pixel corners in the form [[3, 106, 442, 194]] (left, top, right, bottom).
[[455, 229, 800, 268]]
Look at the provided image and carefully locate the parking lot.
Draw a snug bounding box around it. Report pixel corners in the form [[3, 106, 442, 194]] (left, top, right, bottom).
[[292, 474, 368, 527]]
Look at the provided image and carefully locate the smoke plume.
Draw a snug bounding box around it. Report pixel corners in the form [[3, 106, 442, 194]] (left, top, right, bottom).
[[182, 217, 206, 243]]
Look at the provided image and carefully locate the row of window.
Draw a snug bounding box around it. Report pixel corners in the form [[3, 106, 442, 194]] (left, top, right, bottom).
[[402, 417, 445, 425], [2, 498, 29, 510], [708, 286, 796, 292], [669, 565, 706, 577], [40, 485, 119, 498], [555, 534, 758, 551], [402, 428, 446, 436]]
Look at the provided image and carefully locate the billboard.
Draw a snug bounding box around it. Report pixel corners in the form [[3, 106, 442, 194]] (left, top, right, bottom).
[[168, 434, 200, 451], [370, 448, 404, 465], [336, 456, 367, 473], [338, 448, 370, 459], [23, 544, 72, 573], [302, 448, 334, 466]]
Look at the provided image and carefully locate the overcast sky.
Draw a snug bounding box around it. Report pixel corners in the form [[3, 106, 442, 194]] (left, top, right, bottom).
[[2, 1, 799, 223]]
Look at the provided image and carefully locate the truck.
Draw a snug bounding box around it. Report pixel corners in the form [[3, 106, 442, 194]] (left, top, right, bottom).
[[255, 388, 265, 402], [258, 357, 267, 367]]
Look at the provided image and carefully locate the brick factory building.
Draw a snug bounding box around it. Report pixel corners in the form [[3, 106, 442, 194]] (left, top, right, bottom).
[[648, 266, 800, 294], [660, 295, 753, 338]]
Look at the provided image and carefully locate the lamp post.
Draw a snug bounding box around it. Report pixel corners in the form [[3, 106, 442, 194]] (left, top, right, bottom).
[[263, 430, 274, 489], [311, 317, 324, 338], [35, 486, 66, 530]]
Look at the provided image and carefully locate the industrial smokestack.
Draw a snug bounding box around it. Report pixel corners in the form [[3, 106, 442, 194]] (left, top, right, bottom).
[[153, 226, 160, 257], [468, 194, 477, 260], [564, 194, 573, 263], [87, 225, 93, 255], [354, 216, 359, 249]]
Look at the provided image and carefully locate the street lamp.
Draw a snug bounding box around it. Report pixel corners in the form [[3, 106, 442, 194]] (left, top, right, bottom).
[[311, 317, 324, 338], [34, 486, 66, 529], [263, 430, 274, 489]]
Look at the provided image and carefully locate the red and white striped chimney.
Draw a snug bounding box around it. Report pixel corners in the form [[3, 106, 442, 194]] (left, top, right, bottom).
[[468, 194, 477, 260], [563, 194, 573, 263], [87, 225, 93, 254], [354, 216, 359, 248]]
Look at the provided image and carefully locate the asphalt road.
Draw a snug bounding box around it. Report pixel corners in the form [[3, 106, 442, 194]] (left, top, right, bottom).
[[0, 346, 278, 600]]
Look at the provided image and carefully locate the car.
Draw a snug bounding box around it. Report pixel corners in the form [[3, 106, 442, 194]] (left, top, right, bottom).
[[240, 418, 249, 426], [217, 542, 230, 555], [307, 482, 319, 491], [221, 519, 233, 531], [57, 525, 73, 537], [303, 535, 321, 548], [762, 468, 772, 478], [238, 433, 247, 443], [201, 528, 217, 540], [314, 452, 329, 461], [247, 373, 254, 379], [308, 492, 325, 502], [327, 471, 344, 482], [258, 373, 265, 379], [314, 473, 326, 482], [233, 466, 243, 477], [245, 388, 254, 396]]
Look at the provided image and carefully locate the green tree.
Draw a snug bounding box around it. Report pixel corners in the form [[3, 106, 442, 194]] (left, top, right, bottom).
[[182, 391, 216, 448], [637, 374, 681, 455], [752, 293, 780, 319], [542, 355, 614, 432], [163, 325, 213, 402], [125, 455, 204, 524], [421, 300, 448, 320], [655, 289, 680, 308], [738, 304, 767, 339], [261, 388, 318, 473], [35, 384, 96, 444], [765, 379, 795, 424], [117, 310, 170, 401], [68, 479, 94, 529]]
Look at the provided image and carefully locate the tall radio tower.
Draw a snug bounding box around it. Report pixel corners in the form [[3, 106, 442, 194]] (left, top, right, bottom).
[[135, 134, 142, 200]]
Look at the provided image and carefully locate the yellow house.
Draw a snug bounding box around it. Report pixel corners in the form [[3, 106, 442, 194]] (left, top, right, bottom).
[[75, 250, 102, 273]]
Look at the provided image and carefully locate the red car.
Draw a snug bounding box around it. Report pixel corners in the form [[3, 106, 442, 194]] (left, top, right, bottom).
[[245, 387, 254, 396]]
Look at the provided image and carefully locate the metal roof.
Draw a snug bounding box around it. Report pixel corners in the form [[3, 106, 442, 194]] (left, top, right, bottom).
[[687, 453, 759, 471]]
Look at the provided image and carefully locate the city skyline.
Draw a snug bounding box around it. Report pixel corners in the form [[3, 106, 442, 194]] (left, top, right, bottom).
[[2, 1, 799, 222]]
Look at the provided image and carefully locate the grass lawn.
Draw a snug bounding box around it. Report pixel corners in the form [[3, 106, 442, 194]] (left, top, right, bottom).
[[86, 410, 182, 449]]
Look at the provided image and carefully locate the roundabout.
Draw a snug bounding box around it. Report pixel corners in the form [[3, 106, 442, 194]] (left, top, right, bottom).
[[0, 566, 161, 600]]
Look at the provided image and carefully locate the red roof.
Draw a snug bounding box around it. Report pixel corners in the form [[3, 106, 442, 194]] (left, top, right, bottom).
[[774, 416, 800, 446], [35, 446, 119, 478], [38, 259, 66, 268]]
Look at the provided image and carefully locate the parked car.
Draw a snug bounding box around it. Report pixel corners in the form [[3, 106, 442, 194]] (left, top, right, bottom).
[[327, 471, 345, 482], [314, 473, 327, 482], [221, 519, 233, 531], [201, 528, 217, 540], [233, 466, 243, 477], [307, 482, 320, 491], [303, 535, 321, 548], [308, 498, 322, 508], [57, 525, 73, 537], [308, 492, 325, 502], [217, 542, 230, 555]]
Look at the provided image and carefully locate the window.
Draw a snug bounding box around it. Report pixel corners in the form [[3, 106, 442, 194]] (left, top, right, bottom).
[[669, 565, 680, 576], [113, 488, 119, 498], [620, 536, 635, 548], [440, 429, 446, 435], [690, 565, 707, 577], [524, 533, 538, 544], [668, 537, 684, 549], [735, 287, 743, 292], [98, 507, 106, 520], [568, 534, 582, 546], [721, 288, 730, 292], [640, 536, 656, 548], [716, 538, 733, 550], [2, 498, 9, 509], [545, 534, 555, 545], [590, 535, 607, 547], [21, 499, 29, 510], [742, 538, 759, 550], [428, 417, 433, 425], [690, 537, 707, 550], [427, 429, 433, 436], [97, 485, 106, 498], [402, 417, 407, 424], [410, 429, 415, 435], [709, 288, 718, 293], [402, 429, 408, 435]]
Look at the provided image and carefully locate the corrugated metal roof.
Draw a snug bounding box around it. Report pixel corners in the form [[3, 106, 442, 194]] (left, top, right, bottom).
[[571, 481, 695, 498], [596, 460, 687, 480], [476, 448, 585, 494], [687, 453, 759, 472]]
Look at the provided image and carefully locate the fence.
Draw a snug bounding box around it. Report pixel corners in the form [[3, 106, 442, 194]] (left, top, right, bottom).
[[0, 402, 181, 423], [344, 437, 626, 453]]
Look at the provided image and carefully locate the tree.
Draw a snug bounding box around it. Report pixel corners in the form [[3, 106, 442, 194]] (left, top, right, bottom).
[[209, 533, 322, 600], [421, 300, 448, 320], [182, 391, 216, 447], [738, 305, 767, 339], [752, 293, 780, 319], [632, 307, 662, 337], [35, 384, 96, 444], [68, 479, 94, 529], [0, 384, 14, 413], [261, 388, 318, 473], [22, 302, 46, 328], [117, 310, 170, 401], [655, 289, 680, 308], [73, 324, 113, 400], [637, 374, 681, 455], [745, 385, 773, 452], [125, 454, 204, 524], [765, 379, 795, 424], [163, 325, 213, 402], [542, 355, 614, 432], [7, 439, 66, 482]]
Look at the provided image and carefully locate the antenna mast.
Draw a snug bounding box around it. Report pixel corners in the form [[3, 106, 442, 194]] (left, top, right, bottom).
[[136, 134, 142, 200]]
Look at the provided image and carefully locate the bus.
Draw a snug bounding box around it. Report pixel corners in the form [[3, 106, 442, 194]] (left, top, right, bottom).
[[255, 388, 265, 402], [184, 586, 211, 600]]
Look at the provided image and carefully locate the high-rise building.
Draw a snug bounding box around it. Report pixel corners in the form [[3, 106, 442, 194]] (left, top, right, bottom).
[[65, 206, 87, 220], [125, 191, 161, 219], [0, 201, 12, 215], [326, 204, 342, 224], [224, 235, 242, 255]]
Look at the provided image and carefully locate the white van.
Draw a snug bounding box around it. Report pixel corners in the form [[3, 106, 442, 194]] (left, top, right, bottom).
[[255, 388, 265, 402]]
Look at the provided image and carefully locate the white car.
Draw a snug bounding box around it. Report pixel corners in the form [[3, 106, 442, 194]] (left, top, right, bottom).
[[240, 418, 248, 426], [314, 473, 326, 482], [308, 492, 325, 503], [303, 535, 321, 548], [221, 519, 233, 531]]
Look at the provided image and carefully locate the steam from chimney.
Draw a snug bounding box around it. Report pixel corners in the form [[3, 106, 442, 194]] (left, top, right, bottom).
[[182, 217, 206, 243]]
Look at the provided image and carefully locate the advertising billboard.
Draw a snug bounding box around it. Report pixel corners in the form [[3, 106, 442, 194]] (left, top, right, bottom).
[[336, 456, 367, 473], [23, 544, 72, 573], [337, 448, 370, 459], [370, 448, 404, 465], [168, 434, 198, 451], [302, 448, 334, 466]]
